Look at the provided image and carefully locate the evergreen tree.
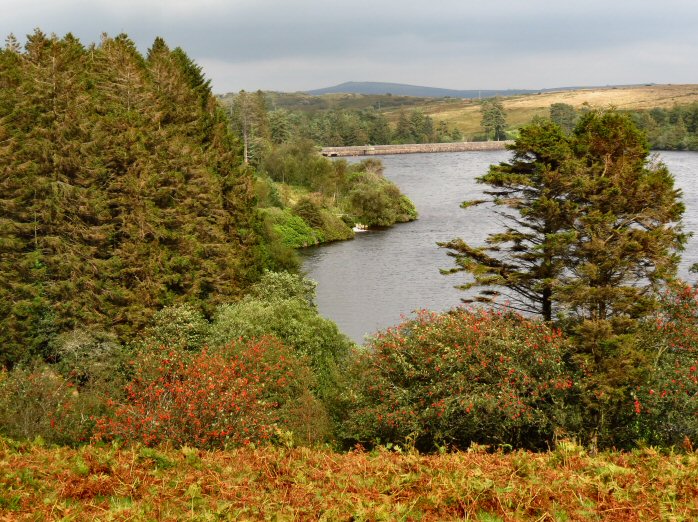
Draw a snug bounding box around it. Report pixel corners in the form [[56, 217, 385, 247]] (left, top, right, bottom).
[[559, 110, 686, 325], [480, 97, 507, 140], [442, 111, 685, 325], [442, 110, 686, 447], [440, 119, 576, 320], [549, 103, 577, 134], [229, 90, 270, 164], [0, 32, 264, 367]]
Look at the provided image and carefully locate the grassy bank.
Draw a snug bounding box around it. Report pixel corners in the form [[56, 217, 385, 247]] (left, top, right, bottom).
[[2, 438, 697, 520]]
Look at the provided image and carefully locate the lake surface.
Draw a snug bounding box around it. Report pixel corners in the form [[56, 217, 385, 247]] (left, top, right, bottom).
[[301, 151, 698, 344]]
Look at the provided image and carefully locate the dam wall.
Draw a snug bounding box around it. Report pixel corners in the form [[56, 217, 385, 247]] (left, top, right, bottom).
[[320, 141, 513, 157]]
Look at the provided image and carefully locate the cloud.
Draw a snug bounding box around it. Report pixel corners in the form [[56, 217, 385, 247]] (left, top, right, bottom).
[[2, 0, 697, 92]]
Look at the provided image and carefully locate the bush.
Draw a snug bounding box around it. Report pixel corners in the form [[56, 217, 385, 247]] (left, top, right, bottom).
[[263, 208, 321, 248], [0, 365, 104, 445], [247, 270, 317, 306], [95, 336, 329, 448], [345, 171, 417, 227], [293, 196, 325, 229], [49, 329, 129, 391], [318, 209, 354, 242], [207, 272, 354, 422], [632, 285, 698, 447], [341, 308, 575, 451], [142, 304, 209, 351]]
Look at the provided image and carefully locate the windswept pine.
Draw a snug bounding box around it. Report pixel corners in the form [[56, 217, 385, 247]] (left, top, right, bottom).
[[0, 32, 266, 367]]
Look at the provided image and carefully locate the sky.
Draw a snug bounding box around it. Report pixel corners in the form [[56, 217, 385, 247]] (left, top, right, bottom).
[[2, 0, 697, 94]]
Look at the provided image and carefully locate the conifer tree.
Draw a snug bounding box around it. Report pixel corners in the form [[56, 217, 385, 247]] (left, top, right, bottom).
[[440, 119, 576, 320], [442, 111, 685, 325], [442, 110, 686, 447], [0, 32, 265, 366]]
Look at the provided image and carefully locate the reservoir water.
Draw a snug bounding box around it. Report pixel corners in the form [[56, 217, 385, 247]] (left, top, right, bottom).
[[301, 151, 698, 344]]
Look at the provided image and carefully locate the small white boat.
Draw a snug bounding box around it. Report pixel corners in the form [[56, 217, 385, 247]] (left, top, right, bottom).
[[352, 223, 369, 232]]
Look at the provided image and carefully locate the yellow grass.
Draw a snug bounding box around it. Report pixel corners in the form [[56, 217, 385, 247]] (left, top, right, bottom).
[[382, 84, 698, 138]]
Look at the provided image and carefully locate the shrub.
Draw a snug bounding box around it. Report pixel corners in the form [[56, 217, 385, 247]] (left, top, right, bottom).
[[247, 270, 318, 306], [632, 285, 698, 446], [345, 171, 417, 227], [318, 209, 354, 242], [293, 196, 325, 229], [95, 336, 329, 448], [207, 272, 354, 422], [264, 208, 321, 248], [141, 304, 209, 351], [50, 329, 129, 392], [0, 365, 104, 445], [341, 308, 575, 451]]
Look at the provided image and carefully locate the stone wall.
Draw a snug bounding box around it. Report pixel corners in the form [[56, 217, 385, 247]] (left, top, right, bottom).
[[320, 141, 513, 157]]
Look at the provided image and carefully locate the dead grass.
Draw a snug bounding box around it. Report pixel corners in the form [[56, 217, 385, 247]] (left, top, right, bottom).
[[382, 84, 698, 138], [1, 438, 697, 520]]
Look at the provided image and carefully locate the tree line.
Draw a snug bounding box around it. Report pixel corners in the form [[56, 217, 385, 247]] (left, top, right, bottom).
[[225, 91, 462, 150]]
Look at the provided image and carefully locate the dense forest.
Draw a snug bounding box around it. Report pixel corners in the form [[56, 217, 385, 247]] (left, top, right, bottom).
[[0, 31, 416, 369], [0, 31, 276, 367]]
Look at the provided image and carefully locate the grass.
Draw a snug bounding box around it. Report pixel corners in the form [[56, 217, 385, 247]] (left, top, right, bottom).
[[2, 437, 697, 520], [381, 84, 698, 139]]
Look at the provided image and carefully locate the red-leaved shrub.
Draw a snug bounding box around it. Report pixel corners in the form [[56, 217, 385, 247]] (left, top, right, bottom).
[[95, 336, 327, 448], [633, 284, 698, 446], [341, 308, 575, 451]]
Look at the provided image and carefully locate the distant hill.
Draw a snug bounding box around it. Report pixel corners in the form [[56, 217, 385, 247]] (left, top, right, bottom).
[[303, 81, 624, 98]]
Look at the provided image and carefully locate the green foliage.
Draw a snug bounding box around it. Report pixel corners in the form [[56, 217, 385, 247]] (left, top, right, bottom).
[[0, 31, 268, 367], [443, 111, 685, 326], [393, 109, 439, 144], [264, 208, 322, 248], [248, 270, 318, 306], [293, 196, 325, 228], [631, 285, 698, 447], [630, 103, 698, 150], [549, 103, 578, 134], [257, 142, 415, 237], [480, 98, 508, 141], [49, 329, 129, 392], [317, 208, 355, 242], [559, 110, 686, 324], [341, 309, 575, 451], [440, 119, 576, 320], [0, 365, 105, 445], [221, 91, 462, 147], [345, 169, 418, 227], [142, 304, 210, 351], [442, 111, 687, 447], [228, 90, 270, 165], [207, 272, 354, 420]]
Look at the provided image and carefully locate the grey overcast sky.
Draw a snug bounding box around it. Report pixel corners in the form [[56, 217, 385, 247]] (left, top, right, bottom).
[[2, 0, 697, 94]]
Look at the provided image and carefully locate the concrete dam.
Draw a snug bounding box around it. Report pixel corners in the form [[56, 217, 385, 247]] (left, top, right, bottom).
[[320, 141, 513, 157]]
